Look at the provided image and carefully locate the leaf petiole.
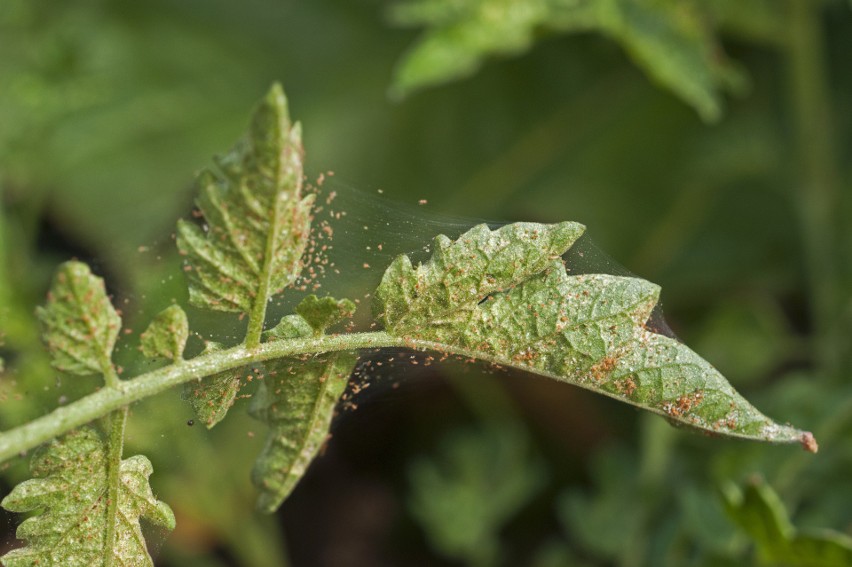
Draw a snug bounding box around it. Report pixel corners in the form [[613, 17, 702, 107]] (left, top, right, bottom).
[[0, 331, 401, 464]]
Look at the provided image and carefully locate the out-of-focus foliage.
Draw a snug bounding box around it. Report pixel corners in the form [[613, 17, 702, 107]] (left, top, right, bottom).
[[390, 0, 748, 121], [408, 424, 545, 567], [724, 477, 852, 566], [1, 0, 851, 566]]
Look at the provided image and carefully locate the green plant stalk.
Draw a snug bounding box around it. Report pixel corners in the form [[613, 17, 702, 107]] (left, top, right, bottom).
[[0, 328, 815, 465], [103, 406, 128, 567], [0, 332, 399, 463], [786, 0, 842, 380]]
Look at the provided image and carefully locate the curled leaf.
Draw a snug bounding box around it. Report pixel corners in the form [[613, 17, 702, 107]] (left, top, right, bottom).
[[36, 261, 121, 377], [140, 304, 189, 361], [1, 427, 174, 567], [375, 222, 813, 447]]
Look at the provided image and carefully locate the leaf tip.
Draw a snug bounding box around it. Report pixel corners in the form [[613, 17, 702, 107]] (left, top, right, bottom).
[[265, 81, 288, 113], [800, 431, 818, 454]]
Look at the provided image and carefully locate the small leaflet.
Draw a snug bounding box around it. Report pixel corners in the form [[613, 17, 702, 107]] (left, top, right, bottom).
[[251, 309, 357, 513], [294, 294, 356, 335], [36, 261, 121, 377], [140, 304, 189, 361], [184, 342, 241, 429], [0, 427, 175, 567], [723, 478, 852, 565], [375, 222, 814, 447], [176, 83, 314, 314]]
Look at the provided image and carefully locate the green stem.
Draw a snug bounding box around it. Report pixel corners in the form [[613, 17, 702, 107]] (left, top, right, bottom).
[[0, 332, 401, 463], [786, 0, 842, 380], [103, 406, 128, 567], [0, 326, 813, 464]]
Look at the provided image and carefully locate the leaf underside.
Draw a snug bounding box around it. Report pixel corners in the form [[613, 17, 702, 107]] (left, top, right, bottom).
[[36, 261, 121, 376], [183, 342, 242, 429], [295, 294, 357, 335], [250, 314, 358, 513], [0, 427, 175, 567], [140, 304, 189, 361], [176, 83, 314, 313], [390, 0, 743, 121], [375, 222, 811, 446]]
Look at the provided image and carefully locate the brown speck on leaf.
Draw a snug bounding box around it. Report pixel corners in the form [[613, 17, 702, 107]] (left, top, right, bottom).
[[618, 377, 637, 397], [589, 356, 617, 382]]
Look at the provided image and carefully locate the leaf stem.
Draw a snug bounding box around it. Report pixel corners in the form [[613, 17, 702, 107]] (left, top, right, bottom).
[[103, 406, 128, 567], [0, 327, 814, 464], [0, 332, 401, 463], [244, 295, 269, 349], [103, 363, 121, 390]]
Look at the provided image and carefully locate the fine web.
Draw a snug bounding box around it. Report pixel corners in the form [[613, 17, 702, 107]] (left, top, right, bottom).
[[268, 175, 676, 413]]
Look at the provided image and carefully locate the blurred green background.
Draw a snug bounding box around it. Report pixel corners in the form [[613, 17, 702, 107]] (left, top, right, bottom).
[[1, 0, 851, 565]]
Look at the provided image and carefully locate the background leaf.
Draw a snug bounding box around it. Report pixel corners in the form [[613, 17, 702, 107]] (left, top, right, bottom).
[[1, 426, 174, 567], [390, 0, 743, 120], [408, 423, 545, 567], [724, 478, 852, 567]]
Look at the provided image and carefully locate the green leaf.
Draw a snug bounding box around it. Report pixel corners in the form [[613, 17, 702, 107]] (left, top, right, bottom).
[[409, 424, 545, 567], [294, 294, 357, 336], [0, 427, 175, 567], [139, 304, 189, 361], [250, 313, 358, 513], [375, 221, 585, 332], [389, 0, 559, 98], [723, 478, 852, 567], [593, 0, 745, 122], [558, 448, 646, 561], [263, 313, 314, 342], [390, 0, 743, 121], [176, 83, 314, 315], [375, 222, 814, 446], [183, 342, 242, 429], [36, 261, 121, 377]]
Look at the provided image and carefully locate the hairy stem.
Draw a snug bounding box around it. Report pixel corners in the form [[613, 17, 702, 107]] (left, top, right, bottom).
[[103, 407, 128, 567], [0, 325, 815, 463], [0, 332, 400, 463]]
